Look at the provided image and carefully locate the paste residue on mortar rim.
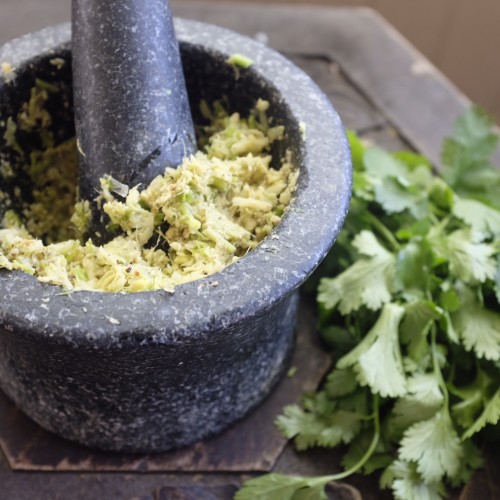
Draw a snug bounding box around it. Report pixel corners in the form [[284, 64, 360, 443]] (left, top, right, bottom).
[[0, 82, 298, 292]]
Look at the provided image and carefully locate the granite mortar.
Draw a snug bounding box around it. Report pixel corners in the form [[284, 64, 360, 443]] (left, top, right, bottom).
[[0, 20, 352, 452]]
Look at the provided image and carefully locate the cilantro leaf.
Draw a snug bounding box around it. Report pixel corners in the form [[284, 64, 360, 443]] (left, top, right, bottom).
[[374, 177, 427, 218], [290, 484, 329, 500], [398, 408, 463, 483], [430, 228, 496, 284], [442, 106, 500, 203], [406, 373, 443, 404], [452, 390, 484, 430], [320, 325, 357, 352], [396, 218, 432, 241], [442, 311, 460, 344], [453, 198, 500, 237], [346, 129, 366, 171], [391, 372, 443, 430], [353, 229, 393, 259], [318, 231, 395, 314], [352, 170, 374, 200], [449, 440, 484, 487], [338, 303, 407, 397], [463, 389, 500, 439], [324, 368, 358, 398], [395, 241, 434, 297], [451, 369, 492, 429], [428, 177, 454, 210], [381, 460, 446, 500], [364, 147, 408, 178], [365, 147, 432, 218], [438, 287, 461, 312], [451, 288, 500, 360], [449, 105, 496, 149], [393, 151, 432, 170], [234, 473, 328, 500], [275, 404, 361, 450], [496, 262, 500, 305], [240, 115, 500, 500], [400, 300, 441, 344]]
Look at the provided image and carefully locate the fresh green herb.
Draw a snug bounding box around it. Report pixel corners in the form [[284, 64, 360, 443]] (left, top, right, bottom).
[[226, 53, 254, 70], [237, 106, 500, 500], [3, 117, 23, 155], [34, 78, 59, 93], [226, 53, 254, 81]]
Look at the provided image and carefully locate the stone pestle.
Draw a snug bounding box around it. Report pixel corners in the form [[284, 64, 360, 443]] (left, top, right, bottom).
[[72, 0, 196, 241]]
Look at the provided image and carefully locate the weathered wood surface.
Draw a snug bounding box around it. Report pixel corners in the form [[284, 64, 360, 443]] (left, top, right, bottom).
[[6, 0, 500, 124], [1, 4, 496, 499], [170, 2, 479, 168]]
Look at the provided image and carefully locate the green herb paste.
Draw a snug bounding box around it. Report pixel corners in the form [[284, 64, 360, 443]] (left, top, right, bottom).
[[0, 92, 297, 293]]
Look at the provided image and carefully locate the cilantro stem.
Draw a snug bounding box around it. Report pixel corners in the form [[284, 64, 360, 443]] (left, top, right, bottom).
[[307, 395, 380, 487], [431, 324, 449, 408], [362, 212, 400, 252]]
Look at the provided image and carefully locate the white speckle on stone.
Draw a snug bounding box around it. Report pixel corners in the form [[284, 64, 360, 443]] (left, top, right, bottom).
[[299, 121, 307, 139], [411, 59, 434, 76], [108, 317, 120, 325], [41, 297, 50, 303], [82, 306, 88, 313], [76, 138, 86, 157], [1, 62, 15, 83], [254, 32, 269, 44], [49, 57, 65, 69]]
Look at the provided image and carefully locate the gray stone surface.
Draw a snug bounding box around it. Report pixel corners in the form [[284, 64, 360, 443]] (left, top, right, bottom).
[[73, 0, 196, 206], [0, 20, 352, 452]]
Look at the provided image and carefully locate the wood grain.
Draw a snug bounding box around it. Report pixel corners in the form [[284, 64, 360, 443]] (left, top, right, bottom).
[[374, 0, 454, 62], [437, 0, 500, 114], [1, 0, 500, 120]]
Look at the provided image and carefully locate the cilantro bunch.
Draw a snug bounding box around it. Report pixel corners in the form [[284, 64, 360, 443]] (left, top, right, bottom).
[[236, 107, 500, 500]]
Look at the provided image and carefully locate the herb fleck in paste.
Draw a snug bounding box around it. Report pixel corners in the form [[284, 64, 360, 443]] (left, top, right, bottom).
[[0, 97, 298, 292]]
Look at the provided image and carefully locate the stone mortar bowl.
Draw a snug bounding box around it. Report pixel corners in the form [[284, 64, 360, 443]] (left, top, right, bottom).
[[0, 20, 352, 452]]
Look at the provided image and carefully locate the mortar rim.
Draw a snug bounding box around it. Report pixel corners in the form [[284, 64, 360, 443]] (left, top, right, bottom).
[[0, 19, 352, 346]]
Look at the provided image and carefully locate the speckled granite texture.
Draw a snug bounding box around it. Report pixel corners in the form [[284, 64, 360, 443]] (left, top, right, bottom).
[[0, 20, 352, 452], [73, 0, 196, 201]]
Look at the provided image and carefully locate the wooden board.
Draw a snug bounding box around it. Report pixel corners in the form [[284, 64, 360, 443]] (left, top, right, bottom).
[[436, 0, 500, 114], [4, 0, 500, 124], [170, 2, 498, 168]]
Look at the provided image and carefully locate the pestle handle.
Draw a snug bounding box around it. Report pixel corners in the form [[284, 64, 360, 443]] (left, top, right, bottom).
[[72, 0, 196, 206]]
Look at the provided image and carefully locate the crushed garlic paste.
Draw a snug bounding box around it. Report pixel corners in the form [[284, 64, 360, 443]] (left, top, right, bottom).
[[0, 95, 298, 292]]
